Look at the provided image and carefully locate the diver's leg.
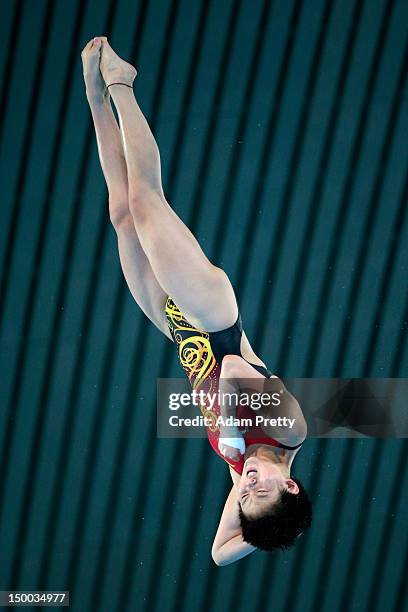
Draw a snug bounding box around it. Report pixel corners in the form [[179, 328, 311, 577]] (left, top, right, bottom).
[[100, 40, 238, 331], [82, 37, 171, 337]]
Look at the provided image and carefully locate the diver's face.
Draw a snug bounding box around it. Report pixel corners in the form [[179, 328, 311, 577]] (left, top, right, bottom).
[[238, 456, 295, 518]]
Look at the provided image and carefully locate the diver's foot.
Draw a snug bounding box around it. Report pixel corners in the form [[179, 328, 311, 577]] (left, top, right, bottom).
[[81, 36, 108, 103], [100, 39, 137, 89]]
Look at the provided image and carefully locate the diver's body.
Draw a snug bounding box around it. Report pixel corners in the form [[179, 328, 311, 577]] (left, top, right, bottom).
[[165, 295, 304, 462], [82, 37, 308, 565]]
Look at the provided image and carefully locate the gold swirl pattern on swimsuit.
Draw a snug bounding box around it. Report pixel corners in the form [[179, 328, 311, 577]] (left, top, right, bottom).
[[178, 335, 215, 387], [201, 408, 219, 432], [165, 299, 184, 323], [165, 297, 217, 391]]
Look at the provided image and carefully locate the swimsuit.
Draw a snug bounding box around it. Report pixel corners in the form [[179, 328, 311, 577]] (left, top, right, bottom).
[[165, 296, 302, 474]]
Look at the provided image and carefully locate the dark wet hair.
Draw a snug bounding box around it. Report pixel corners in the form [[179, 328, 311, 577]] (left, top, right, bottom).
[[238, 477, 312, 551]]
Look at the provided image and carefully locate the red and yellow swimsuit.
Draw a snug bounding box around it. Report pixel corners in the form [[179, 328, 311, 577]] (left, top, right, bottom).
[[165, 297, 300, 474]]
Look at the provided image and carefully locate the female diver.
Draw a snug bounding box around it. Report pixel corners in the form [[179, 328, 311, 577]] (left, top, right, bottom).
[[81, 37, 312, 566]]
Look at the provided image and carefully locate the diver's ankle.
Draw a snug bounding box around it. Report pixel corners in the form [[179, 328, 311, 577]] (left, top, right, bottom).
[[86, 89, 109, 108]]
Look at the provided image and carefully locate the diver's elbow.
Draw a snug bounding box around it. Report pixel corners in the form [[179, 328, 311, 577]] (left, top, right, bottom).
[[211, 547, 224, 566], [211, 547, 232, 567]]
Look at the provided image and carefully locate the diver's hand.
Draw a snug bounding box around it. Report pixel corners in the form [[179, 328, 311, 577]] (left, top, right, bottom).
[[218, 442, 241, 461], [218, 426, 245, 461]]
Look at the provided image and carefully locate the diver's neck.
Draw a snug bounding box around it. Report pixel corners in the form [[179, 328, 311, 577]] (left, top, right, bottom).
[[245, 443, 292, 475]]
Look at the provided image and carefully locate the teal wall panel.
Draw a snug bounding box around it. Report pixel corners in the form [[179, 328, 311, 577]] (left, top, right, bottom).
[[0, 0, 407, 611]]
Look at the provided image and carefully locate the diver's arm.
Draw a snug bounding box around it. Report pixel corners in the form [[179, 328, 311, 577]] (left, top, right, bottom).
[[211, 484, 256, 566]]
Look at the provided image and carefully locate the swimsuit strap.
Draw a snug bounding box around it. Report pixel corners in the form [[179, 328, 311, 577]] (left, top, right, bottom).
[[276, 440, 304, 450]]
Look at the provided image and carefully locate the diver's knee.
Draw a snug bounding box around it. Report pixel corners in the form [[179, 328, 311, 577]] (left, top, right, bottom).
[[128, 184, 163, 226], [109, 200, 132, 231]]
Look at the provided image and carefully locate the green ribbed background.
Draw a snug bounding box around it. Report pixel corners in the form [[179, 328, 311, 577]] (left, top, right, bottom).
[[0, 0, 407, 611]]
